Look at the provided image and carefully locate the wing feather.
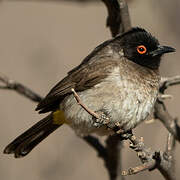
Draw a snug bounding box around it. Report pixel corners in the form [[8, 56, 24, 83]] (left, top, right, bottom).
[[36, 58, 119, 113]]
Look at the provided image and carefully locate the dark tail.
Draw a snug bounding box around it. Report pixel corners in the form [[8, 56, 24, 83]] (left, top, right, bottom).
[[3, 114, 61, 158]]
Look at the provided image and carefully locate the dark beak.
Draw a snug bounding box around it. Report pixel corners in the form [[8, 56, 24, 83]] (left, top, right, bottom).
[[150, 45, 176, 57]]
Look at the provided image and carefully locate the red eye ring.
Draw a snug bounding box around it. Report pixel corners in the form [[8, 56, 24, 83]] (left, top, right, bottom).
[[137, 45, 147, 54]]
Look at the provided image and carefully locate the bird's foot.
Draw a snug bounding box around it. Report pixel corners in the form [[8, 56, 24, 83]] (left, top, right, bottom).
[[92, 111, 110, 128], [113, 129, 133, 141]]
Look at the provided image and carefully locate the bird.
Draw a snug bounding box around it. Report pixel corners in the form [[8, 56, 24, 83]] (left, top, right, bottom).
[[3, 27, 175, 158]]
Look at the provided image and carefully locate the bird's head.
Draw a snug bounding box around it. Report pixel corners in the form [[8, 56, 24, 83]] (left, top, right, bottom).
[[116, 27, 175, 69]]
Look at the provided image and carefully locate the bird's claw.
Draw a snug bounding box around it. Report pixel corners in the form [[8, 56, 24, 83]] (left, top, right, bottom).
[[92, 111, 110, 128]]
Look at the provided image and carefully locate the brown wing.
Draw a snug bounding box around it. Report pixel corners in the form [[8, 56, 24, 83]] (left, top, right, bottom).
[[36, 59, 119, 113]]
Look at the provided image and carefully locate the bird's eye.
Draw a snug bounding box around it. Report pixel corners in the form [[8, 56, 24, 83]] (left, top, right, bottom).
[[137, 45, 147, 54]]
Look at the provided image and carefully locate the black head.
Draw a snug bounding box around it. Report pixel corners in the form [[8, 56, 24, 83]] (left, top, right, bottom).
[[116, 27, 175, 69]]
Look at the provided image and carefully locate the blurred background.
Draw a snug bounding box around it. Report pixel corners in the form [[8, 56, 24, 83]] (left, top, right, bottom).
[[0, 0, 180, 180]]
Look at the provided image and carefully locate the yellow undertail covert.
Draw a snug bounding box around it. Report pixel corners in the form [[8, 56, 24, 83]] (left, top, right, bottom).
[[53, 110, 68, 125]]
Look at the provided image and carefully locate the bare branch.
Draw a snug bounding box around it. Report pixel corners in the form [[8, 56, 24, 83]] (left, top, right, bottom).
[[122, 161, 155, 176], [121, 133, 176, 180], [102, 0, 131, 37], [0, 73, 42, 102], [166, 133, 175, 155], [154, 100, 180, 142], [153, 75, 180, 143], [161, 133, 176, 180], [128, 135, 155, 164], [118, 0, 131, 32], [160, 76, 180, 93]]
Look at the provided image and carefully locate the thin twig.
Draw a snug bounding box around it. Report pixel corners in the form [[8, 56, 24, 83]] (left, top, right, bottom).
[[122, 161, 155, 176], [158, 94, 173, 100], [166, 133, 175, 154], [159, 133, 176, 180], [155, 75, 180, 143], [160, 76, 180, 93], [158, 79, 180, 141], [0, 73, 42, 102], [154, 100, 180, 142], [122, 133, 157, 176], [71, 88, 100, 119], [121, 133, 176, 180]]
